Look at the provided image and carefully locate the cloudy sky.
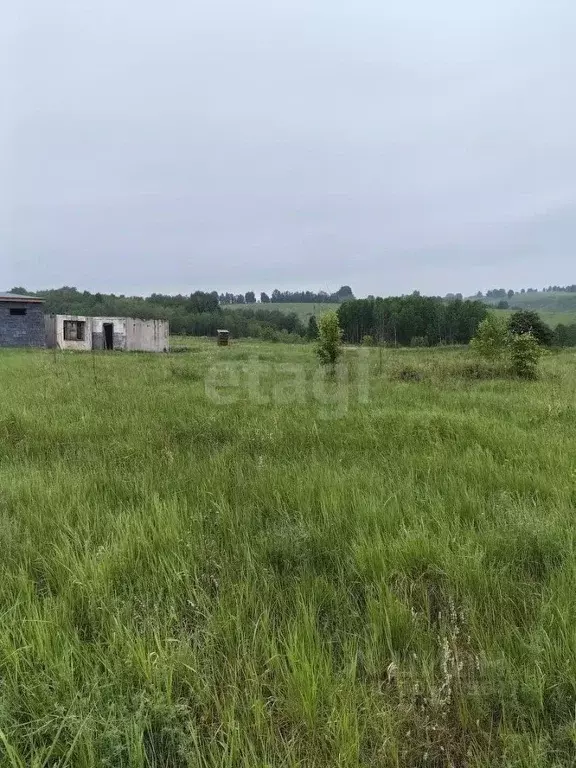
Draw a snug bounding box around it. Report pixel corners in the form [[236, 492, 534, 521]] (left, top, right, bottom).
[[3, 0, 575, 297]]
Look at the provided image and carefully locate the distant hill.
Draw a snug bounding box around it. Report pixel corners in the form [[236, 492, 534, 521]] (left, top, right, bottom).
[[481, 291, 576, 312]]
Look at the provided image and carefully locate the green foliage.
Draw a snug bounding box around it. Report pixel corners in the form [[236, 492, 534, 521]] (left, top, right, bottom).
[[315, 311, 342, 366], [259, 325, 280, 342], [509, 331, 543, 379], [337, 295, 488, 345], [307, 315, 319, 341], [508, 310, 554, 347], [263, 286, 355, 304], [19, 286, 307, 341], [470, 313, 509, 360], [410, 335, 428, 348], [554, 323, 576, 347], [471, 314, 544, 379], [361, 334, 375, 347]]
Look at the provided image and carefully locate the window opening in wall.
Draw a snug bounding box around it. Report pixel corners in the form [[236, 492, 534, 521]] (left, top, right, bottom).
[[63, 320, 86, 341], [9, 308, 27, 316]]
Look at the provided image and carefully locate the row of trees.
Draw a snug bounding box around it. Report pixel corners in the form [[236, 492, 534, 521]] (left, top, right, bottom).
[[337, 295, 489, 346], [479, 285, 576, 299], [11, 286, 307, 340], [11, 285, 576, 347], [219, 286, 354, 304]]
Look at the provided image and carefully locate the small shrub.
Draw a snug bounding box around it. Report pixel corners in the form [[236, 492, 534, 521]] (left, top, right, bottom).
[[260, 326, 280, 343], [410, 336, 429, 348], [315, 311, 343, 367], [362, 334, 375, 347], [509, 332, 543, 379], [470, 313, 508, 361], [397, 366, 423, 382]]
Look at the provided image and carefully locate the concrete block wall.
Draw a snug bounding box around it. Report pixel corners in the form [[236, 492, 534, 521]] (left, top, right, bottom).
[[126, 318, 169, 352], [0, 303, 45, 347]]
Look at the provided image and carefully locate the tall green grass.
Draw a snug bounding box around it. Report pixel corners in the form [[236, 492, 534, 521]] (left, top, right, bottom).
[[1, 342, 576, 766]]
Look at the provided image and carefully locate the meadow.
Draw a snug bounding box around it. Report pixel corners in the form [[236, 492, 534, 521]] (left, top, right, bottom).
[[1, 341, 576, 766], [226, 302, 340, 322]]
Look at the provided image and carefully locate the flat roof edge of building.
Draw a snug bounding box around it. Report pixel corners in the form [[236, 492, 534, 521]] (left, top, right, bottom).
[[0, 293, 43, 303]]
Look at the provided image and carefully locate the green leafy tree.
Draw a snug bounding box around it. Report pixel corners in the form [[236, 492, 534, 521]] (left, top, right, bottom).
[[316, 311, 342, 367], [245, 291, 256, 304], [509, 332, 543, 379], [508, 310, 553, 346], [307, 315, 319, 341], [260, 292, 270, 303], [470, 313, 509, 360], [554, 323, 576, 347]]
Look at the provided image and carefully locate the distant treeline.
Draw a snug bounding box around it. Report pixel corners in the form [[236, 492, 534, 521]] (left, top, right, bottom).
[[219, 286, 354, 304], [338, 294, 488, 345], [11, 287, 308, 340], [555, 324, 576, 346], [479, 285, 576, 298], [11, 285, 576, 346]]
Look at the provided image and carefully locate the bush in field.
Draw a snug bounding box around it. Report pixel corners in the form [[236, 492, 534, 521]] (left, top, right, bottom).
[[509, 332, 543, 379], [410, 336, 429, 348], [260, 325, 280, 342], [471, 313, 543, 379], [470, 314, 509, 360], [307, 315, 319, 341], [362, 334, 375, 347], [316, 311, 343, 367], [508, 310, 554, 347]]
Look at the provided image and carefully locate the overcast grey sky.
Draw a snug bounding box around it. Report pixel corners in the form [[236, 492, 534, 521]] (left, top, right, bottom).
[[2, 0, 575, 297]]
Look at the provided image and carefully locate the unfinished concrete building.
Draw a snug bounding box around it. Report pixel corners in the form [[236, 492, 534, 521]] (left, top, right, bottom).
[[45, 315, 169, 352]]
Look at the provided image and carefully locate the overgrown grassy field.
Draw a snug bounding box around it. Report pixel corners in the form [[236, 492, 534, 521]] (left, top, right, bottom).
[[1, 342, 576, 766], [227, 302, 340, 321]]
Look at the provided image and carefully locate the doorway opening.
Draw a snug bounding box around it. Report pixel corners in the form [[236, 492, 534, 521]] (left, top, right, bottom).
[[103, 323, 114, 350]]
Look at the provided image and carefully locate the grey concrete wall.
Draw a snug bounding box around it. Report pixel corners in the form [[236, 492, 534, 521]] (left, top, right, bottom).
[[0, 303, 45, 347], [44, 315, 56, 348], [126, 318, 169, 352], [91, 318, 127, 351], [46, 315, 93, 351], [44, 314, 168, 351]]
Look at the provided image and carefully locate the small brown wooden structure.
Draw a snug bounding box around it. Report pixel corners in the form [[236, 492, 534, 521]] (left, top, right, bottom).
[[217, 329, 230, 346]]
